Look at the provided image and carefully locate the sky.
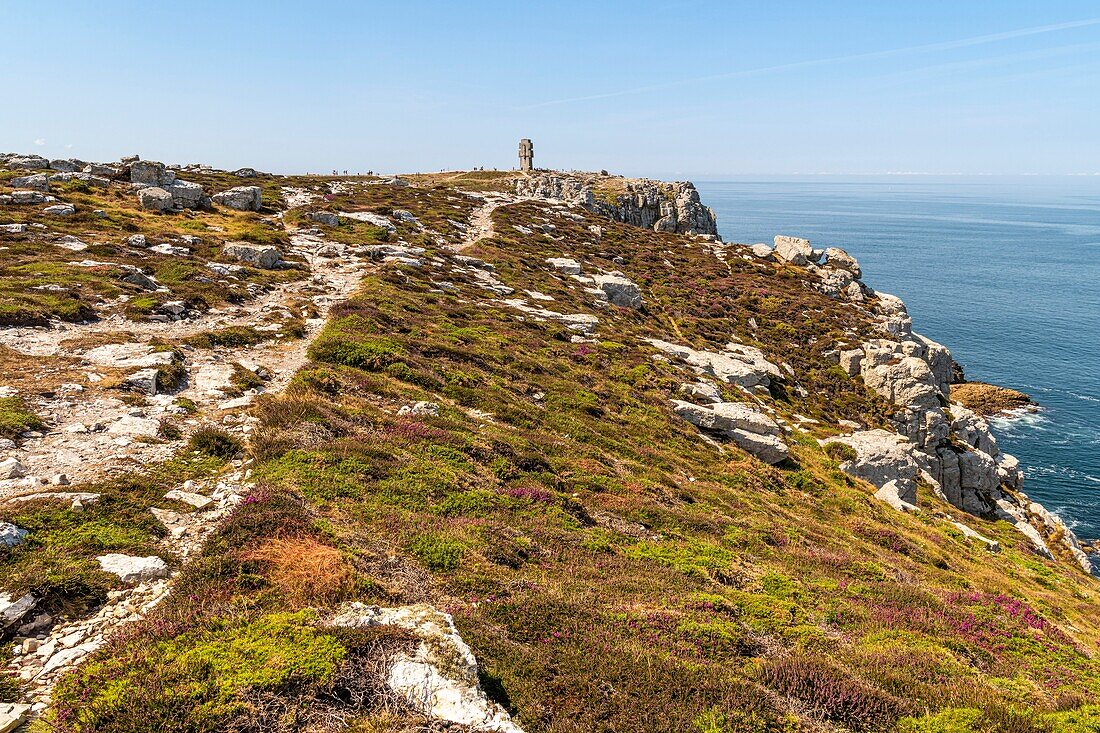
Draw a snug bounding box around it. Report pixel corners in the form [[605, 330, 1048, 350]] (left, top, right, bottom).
[[3, 1, 1100, 177]]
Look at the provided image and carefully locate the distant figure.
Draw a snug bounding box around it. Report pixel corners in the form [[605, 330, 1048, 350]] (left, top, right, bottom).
[[519, 138, 533, 172]]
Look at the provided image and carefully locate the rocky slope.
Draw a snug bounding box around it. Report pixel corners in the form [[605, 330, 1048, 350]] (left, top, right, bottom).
[[1, 156, 1099, 733]]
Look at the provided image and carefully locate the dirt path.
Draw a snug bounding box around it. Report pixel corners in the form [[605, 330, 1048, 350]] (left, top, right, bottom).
[[0, 229, 373, 497], [0, 188, 518, 723], [453, 194, 511, 252]]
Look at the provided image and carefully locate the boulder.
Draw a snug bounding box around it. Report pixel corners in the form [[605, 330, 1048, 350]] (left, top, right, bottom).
[[0, 522, 28, 548], [749, 243, 774, 260], [823, 247, 861, 278], [0, 457, 26, 479], [138, 186, 173, 212], [671, 400, 789, 464], [96, 553, 169, 583], [546, 257, 582, 274], [647, 338, 781, 390], [11, 190, 48, 204], [164, 180, 205, 209], [11, 173, 48, 191], [84, 163, 120, 177], [49, 158, 78, 172], [823, 429, 925, 504], [212, 185, 262, 211], [131, 159, 169, 186], [43, 203, 75, 216], [328, 603, 525, 733], [592, 273, 642, 308], [679, 381, 722, 404], [307, 211, 340, 226], [223, 241, 283, 269], [7, 155, 49, 169], [774, 235, 815, 265]]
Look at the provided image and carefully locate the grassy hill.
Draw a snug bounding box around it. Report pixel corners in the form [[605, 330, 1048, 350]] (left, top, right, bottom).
[[1, 163, 1098, 733]]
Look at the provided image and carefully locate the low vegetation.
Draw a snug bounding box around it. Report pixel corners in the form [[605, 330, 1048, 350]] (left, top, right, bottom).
[[4, 170, 1098, 732]]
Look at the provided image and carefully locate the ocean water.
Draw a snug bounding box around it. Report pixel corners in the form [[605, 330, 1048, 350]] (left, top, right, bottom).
[[697, 177, 1100, 543]]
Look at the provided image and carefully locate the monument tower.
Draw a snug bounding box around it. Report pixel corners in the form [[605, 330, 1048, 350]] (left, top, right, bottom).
[[518, 138, 533, 172]]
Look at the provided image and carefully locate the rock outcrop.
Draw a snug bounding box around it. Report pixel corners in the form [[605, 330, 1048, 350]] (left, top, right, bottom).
[[515, 173, 718, 236], [329, 603, 525, 733], [671, 400, 789, 464]]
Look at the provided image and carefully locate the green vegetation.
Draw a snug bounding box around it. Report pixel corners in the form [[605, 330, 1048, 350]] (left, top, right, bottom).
[[0, 396, 43, 439], [13, 172, 1099, 733]]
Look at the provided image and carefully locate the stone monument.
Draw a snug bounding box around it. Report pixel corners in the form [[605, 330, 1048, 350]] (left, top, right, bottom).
[[518, 138, 533, 172]]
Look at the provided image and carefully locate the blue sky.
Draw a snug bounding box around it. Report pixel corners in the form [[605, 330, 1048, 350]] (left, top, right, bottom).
[[4, 1, 1100, 176]]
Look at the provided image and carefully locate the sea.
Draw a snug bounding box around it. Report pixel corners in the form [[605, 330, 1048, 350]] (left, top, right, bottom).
[[697, 176, 1100, 547]]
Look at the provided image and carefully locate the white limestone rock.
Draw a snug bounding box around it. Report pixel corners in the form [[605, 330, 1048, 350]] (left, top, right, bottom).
[[11, 173, 49, 191], [646, 338, 781, 390], [43, 203, 75, 216], [0, 457, 26, 479], [329, 603, 524, 733], [545, 257, 582, 275], [671, 400, 789, 464], [223, 241, 283, 269], [822, 247, 861, 278], [591, 272, 642, 308], [398, 401, 441, 417], [96, 554, 169, 583], [0, 702, 32, 733], [774, 235, 817, 265], [0, 522, 28, 547], [138, 186, 173, 212], [212, 185, 262, 211], [339, 210, 397, 231], [823, 429, 926, 504]]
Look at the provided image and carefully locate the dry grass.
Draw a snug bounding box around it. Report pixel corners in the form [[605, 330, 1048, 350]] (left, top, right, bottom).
[[243, 535, 358, 605]]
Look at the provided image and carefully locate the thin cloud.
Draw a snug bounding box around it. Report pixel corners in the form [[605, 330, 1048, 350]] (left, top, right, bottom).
[[33, 138, 46, 146], [520, 17, 1100, 109]]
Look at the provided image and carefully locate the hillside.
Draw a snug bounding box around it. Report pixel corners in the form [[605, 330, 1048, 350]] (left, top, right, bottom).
[[1, 154, 1099, 733]]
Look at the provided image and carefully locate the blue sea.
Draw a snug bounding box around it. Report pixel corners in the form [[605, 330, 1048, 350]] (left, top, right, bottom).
[[697, 177, 1100, 545]]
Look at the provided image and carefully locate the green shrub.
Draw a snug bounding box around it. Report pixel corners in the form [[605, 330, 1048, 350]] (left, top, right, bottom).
[[409, 534, 464, 572], [0, 397, 43, 439], [188, 427, 241, 459], [824, 442, 858, 463]]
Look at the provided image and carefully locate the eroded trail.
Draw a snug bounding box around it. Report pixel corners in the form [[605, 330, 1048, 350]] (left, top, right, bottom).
[[0, 230, 369, 495], [0, 183, 506, 723]]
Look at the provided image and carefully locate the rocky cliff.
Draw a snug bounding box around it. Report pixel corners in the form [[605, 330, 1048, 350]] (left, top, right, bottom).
[[1, 157, 1099, 733], [514, 171, 718, 236]]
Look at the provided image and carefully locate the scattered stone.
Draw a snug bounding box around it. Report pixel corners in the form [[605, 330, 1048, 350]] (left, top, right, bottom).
[[164, 489, 213, 509], [398, 401, 440, 417]]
